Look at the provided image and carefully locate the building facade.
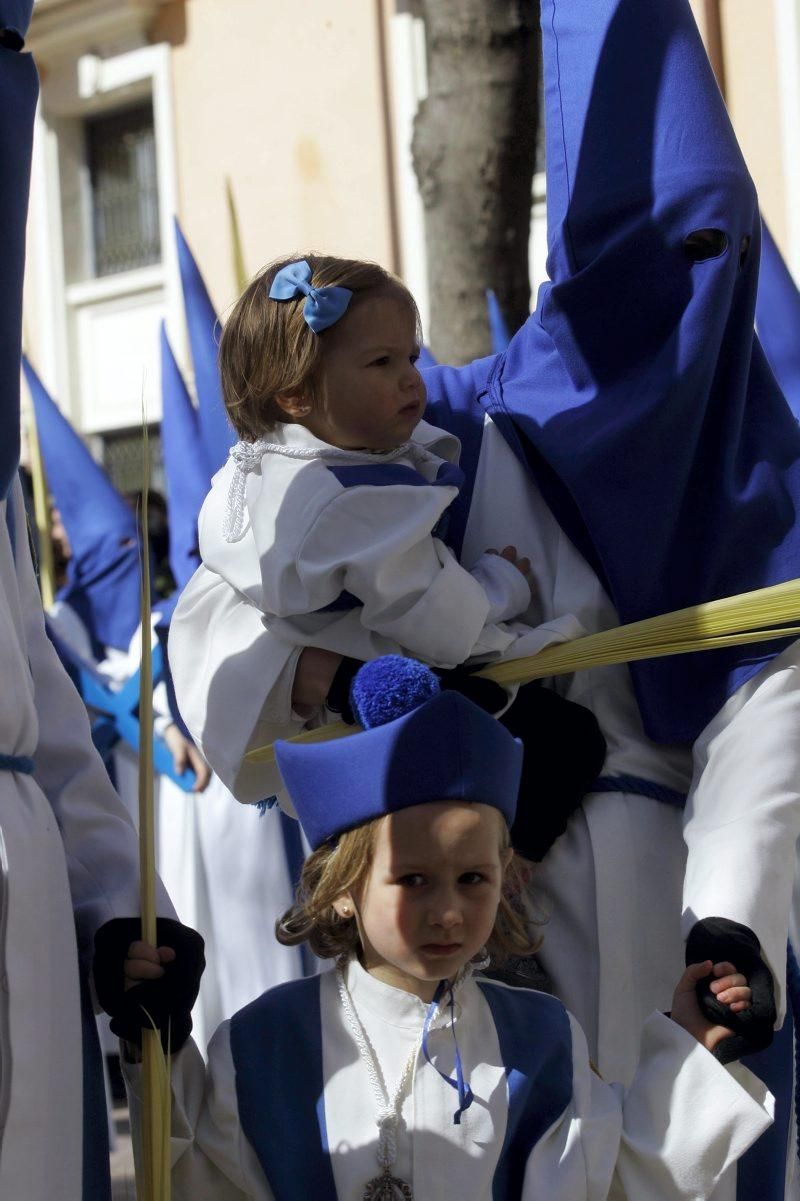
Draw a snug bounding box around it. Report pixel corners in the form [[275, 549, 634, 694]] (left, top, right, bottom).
[[19, 0, 800, 485]]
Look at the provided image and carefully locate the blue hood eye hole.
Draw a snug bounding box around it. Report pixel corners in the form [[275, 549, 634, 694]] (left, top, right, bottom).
[[0, 28, 24, 51], [684, 229, 729, 263]]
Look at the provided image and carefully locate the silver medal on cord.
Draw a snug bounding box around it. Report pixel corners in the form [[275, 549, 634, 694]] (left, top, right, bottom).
[[336, 968, 433, 1201]]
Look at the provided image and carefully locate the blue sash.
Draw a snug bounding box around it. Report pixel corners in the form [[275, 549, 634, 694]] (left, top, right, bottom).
[[230, 977, 573, 1201], [477, 981, 573, 1201]]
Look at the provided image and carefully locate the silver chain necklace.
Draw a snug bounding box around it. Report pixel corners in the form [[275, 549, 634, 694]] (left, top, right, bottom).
[[336, 967, 438, 1201]]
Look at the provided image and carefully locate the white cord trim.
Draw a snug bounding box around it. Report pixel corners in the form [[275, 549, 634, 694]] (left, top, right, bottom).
[[336, 967, 430, 1173], [221, 435, 440, 543]]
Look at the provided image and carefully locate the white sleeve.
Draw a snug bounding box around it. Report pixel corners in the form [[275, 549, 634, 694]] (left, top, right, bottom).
[[682, 637, 800, 1021], [469, 551, 535, 623], [169, 565, 305, 803], [523, 1013, 772, 1201], [291, 485, 519, 668], [124, 1027, 273, 1201], [12, 480, 175, 950]]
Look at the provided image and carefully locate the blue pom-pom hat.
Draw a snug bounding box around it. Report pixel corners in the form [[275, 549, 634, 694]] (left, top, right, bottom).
[[275, 656, 522, 849]]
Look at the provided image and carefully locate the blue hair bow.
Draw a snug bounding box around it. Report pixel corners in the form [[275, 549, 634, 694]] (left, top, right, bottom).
[[268, 260, 352, 334]]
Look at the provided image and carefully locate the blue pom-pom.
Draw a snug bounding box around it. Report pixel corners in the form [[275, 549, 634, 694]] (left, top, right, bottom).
[[351, 656, 440, 730]]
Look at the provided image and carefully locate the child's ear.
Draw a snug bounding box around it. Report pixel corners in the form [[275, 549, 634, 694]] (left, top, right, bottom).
[[274, 392, 312, 419], [332, 893, 355, 920], [501, 846, 514, 873]]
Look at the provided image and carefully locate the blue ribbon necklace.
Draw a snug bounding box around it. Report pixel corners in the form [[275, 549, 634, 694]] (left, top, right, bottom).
[[421, 979, 474, 1125]]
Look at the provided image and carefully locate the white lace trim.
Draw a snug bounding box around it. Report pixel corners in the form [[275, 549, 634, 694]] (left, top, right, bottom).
[[221, 436, 440, 543]]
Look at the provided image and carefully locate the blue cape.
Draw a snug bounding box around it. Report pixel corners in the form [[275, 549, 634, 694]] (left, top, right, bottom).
[[22, 357, 142, 654], [174, 218, 236, 477], [427, 0, 800, 745], [0, 3, 37, 499], [159, 323, 209, 591], [756, 222, 800, 421]]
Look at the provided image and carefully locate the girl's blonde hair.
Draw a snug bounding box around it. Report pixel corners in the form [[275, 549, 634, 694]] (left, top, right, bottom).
[[219, 254, 421, 441], [276, 812, 542, 966]]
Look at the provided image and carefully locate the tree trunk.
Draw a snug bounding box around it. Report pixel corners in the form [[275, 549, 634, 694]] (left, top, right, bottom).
[[412, 0, 539, 364]]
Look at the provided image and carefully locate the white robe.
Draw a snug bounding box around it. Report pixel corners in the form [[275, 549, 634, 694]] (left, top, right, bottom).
[[125, 957, 773, 1201], [0, 478, 172, 1201], [48, 601, 306, 1052], [203, 419, 533, 670]]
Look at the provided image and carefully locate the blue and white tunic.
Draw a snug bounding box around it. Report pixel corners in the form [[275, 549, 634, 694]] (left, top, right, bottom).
[[127, 957, 772, 1201], [194, 418, 538, 671]]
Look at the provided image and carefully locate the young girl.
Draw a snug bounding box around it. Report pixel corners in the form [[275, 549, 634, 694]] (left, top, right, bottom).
[[124, 656, 772, 1201], [188, 254, 580, 677]]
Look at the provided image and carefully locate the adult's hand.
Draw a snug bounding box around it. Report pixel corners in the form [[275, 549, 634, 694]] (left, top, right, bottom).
[[292, 646, 344, 716]]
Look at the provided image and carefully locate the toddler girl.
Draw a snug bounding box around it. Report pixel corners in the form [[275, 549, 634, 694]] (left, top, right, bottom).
[[196, 254, 565, 674], [124, 656, 772, 1201]]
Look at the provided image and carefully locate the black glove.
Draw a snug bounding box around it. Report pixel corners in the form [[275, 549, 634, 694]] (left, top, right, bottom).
[[434, 663, 510, 715], [93, 917, 205, 1053], [685, 917, 776, 1064], [326, 656, 364, 724], [500, 684, 607, 861]]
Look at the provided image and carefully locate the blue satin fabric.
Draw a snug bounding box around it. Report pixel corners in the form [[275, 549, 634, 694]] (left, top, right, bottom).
[[22, 357, 143, 653], [269, 260, 353, 334], [0, 2, 34, 38], [424, 0, 800, 746], [174, 218, 236, 476], [756, 223, 800, 422], [160, 322, 210, 590]]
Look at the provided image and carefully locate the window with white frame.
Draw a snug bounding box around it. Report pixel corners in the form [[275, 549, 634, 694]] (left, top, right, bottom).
[[85, 100, 161, 278]]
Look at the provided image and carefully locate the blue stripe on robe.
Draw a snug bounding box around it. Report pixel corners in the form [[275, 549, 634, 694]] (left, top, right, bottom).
[[230, 976, 574, 1201], [230, 976, 337, 1201], [477, 981, 573, 1201], [318, 459, 466, 613]]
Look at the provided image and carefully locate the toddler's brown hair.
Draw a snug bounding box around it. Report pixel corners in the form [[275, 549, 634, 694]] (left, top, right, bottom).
[[219, 254, 420, 441]]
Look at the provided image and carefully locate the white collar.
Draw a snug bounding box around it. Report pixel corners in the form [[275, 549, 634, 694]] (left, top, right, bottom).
[[222, 418, 461, 543], [343, 955, 470, 1031]]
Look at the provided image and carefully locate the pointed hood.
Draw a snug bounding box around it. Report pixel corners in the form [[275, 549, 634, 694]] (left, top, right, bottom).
[[421, 0, 800, 744], [159, 323, 210, 590], [486, 290, 511, 355], [0, 7, 38, 499], [174, 218, 236, 477], [478, 0, 800, 743], [755, 222, 800, 421], [22, 357, 142, 652]]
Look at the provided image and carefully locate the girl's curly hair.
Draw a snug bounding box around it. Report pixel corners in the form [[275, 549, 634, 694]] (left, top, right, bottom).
[[276, 812, 542, 966]]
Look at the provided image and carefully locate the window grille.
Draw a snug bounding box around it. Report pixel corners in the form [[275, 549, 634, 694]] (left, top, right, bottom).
[[101, 426, 165, 498], [86, 102, 161, 277]]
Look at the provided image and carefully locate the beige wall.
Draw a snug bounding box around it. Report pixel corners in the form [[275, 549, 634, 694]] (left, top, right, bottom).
[[723, 0, 788, 248], [159, 0, 397, 321], [690, 0, 789, 252]]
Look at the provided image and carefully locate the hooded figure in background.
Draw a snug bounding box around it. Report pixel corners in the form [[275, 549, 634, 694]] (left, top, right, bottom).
[[22, 355, 142, 658]]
